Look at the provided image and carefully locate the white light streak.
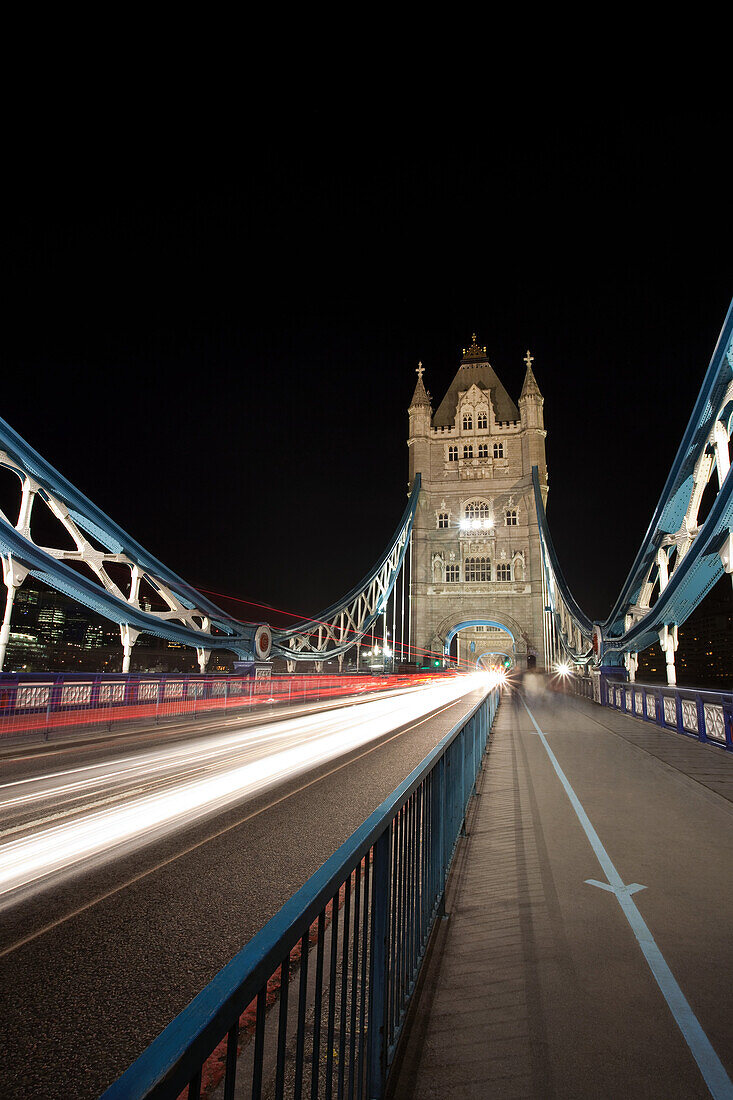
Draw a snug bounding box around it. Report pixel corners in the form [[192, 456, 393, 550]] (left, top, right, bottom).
[[0, 674, 488, 908]]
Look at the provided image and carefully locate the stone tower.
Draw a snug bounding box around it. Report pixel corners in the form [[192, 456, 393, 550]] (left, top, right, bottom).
[[407, 337, 548, 670]]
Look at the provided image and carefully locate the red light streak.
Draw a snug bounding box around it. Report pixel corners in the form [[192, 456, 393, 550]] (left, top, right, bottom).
[[197, 585, 460, 666]]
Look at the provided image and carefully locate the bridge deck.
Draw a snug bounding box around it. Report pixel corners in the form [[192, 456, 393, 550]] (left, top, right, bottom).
[[389, 687, 733, 1099]]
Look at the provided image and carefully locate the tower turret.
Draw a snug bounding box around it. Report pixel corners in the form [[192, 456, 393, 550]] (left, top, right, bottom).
[[408, 361, 432, 485], [519, 350, 547, 487]]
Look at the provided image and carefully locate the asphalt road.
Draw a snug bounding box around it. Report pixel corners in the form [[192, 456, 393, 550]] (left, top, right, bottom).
[[0, 680, 487, 1099]]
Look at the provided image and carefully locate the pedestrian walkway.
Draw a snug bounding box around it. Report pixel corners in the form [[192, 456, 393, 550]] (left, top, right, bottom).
[[388, 688, 733, 1099]]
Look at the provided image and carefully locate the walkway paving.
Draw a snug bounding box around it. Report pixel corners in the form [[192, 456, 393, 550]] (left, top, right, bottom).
[[389, 687, 733, 1099]]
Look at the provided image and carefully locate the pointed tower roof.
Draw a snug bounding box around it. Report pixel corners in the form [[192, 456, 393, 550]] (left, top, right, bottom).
[[519, 350, 542, 400], [432, 335, 520, 426], [409, 361, 431, 408]]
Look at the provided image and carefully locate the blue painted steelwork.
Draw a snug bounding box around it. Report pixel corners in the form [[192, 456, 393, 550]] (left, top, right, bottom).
[[0, 414, 267, 659], [271, 475, 421, 663], [531, 468, 594, 639], [596, 299, 733, 658], [531, 299, 733, 669], [604, 301, 733, 638], [442, 618, 515, 655], [101, 683, 500, 1100], [559, 672, 733, 753], [530, 465, 594, 665], [475, 651, 514, 670]]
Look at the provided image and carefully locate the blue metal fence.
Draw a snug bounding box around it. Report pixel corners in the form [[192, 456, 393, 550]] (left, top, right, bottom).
[[560, 672, 733, 751], [603, 677, 733, 750], [0, 670, 431, 741], [101, 684, 500, 1100]]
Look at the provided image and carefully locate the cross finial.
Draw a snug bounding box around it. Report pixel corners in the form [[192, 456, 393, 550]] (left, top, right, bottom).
[[524, 350, 534, 369], [416, 361, 424, 380]]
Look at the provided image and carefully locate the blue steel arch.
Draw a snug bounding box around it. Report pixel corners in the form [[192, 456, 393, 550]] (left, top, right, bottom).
[[270, 476, 420, 662], [0, 414, 267, 659], [603, 300, 733, 640], [530, 298, 733, 667], [443, 619, 515, 656], [597, 300, 733, 658], [475, 650, 515, 670]]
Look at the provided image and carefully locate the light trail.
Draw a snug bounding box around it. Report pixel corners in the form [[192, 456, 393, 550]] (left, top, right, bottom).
[[0, 673, 489, 910]]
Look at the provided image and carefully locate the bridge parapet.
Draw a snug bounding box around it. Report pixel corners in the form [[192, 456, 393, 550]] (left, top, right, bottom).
[[555, 670, 733, 752]]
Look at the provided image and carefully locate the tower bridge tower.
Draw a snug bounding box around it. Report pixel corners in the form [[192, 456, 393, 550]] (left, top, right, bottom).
[[408, 336, 548, 671]]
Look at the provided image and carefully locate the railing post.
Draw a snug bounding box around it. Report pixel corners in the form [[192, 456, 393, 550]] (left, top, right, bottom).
[[367, 826, 392, 1099], [45, 677, 56, 740], [460, 725, 467, 833], [432, 755, 446, 917]]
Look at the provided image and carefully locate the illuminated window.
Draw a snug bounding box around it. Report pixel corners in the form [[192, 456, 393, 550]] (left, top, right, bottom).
[[462, 413, 473, 430], [496, 563, 511, 580], [493, 442, 504, 458], [437, 513, 449, 528], [478, 443, 489, 458], [465, 557, 491, 581], [448, 445, 458, 461], [465, 501, 489, 523], [445, 564, 460, 582], [463, 445, 473, 459], [477, 412, 488, 429], [505, 509, 518, 526]]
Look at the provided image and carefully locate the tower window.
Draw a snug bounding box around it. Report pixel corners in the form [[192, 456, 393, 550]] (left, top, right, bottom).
[[505, 509, 518, 526], [461, 501, 492, 530], [493, 442, 504, 458], [445, 564, 460, 582], [463, 445, 473, 459], [465, 557, 491, 582], [437, 513, 449, 528], [448, 446, 458, 461], [477, 412, 488, 429], [496, 563, 512, 580], [478, 443, 489, 458], [462, 414, 473, 431]]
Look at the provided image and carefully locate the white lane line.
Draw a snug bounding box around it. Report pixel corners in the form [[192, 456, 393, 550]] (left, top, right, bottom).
[[0, 696, 465, 958], [521, 696, 733, 1100]]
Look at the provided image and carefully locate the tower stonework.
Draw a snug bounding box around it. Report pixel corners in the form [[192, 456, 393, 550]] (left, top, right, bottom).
[[407, 337, 549, 670]]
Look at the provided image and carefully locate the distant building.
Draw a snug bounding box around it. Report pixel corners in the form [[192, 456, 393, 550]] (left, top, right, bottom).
[[408, 338, 548, 670], [3, 579, 235, 674]]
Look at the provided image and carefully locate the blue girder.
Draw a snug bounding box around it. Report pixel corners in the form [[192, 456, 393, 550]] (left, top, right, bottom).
[[0, 415, 263, 657], [530, 299, 733, 665], [531, 466, 594, 642], [601, 463, 732, 655], [604, 300, 733, 639], [271, 476, 420, 661]]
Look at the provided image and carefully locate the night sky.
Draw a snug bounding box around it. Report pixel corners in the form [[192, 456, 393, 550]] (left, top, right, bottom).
[[5, 109, 731, 630]]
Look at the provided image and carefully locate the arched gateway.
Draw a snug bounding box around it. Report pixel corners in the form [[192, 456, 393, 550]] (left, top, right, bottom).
[[408, 338, 549, 671], [434, 612, 522, 669]]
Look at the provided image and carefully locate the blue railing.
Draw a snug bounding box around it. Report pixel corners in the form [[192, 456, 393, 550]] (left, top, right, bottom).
[[0, 670, 433, 741], [101, 684, 500, 1099], [603, 677, 733, 750], [559, 672, 732, 751]]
